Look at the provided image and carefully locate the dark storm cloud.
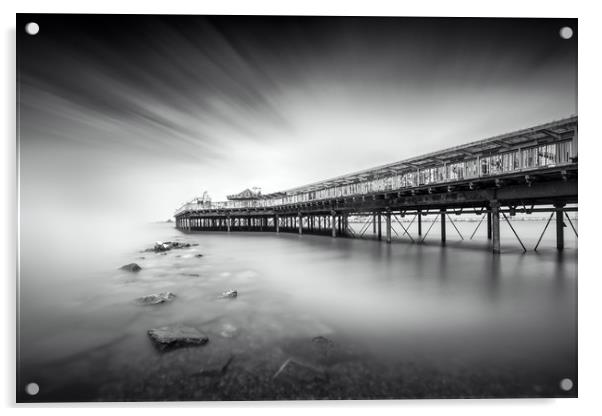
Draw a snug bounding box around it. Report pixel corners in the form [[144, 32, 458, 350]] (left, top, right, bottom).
[[18, 16, 576, 139]]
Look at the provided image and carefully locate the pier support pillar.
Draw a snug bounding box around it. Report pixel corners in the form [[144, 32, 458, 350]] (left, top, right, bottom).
[[385, 210, 392, 244], [440, 209, 446, 245], [298, 213, 303, 235], [373, 214, 377, 234], [555, 202, 565, 251], [418, 211, 422, 236], [491, 201, 501, 254], [487, 211, 492, 240], [275, 215, 280, 233], [377, 212, 382, 241], [331, 211, 337, 238], [227, 216, 231, 232]]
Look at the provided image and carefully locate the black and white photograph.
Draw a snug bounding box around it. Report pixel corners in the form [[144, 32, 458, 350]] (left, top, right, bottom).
[[16, 13, 578, 403]]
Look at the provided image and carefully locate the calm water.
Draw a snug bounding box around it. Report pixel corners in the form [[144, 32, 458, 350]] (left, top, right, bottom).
[[17, 218, 577, 401]]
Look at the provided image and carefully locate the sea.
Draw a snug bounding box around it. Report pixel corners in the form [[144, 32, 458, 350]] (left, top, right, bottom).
[[17, 217, 577, 401]]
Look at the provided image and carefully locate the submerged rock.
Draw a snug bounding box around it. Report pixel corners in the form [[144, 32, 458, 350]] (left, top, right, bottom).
[[312, 335, 335, 348], [148, 241, 193, 253], [219, 289, 238, 299], [147, 325, 209, 351], [136, 292, 176, 305], [120, 263, 142, 272], [195, 254, 203, 258], [219, 323, 239, 338]]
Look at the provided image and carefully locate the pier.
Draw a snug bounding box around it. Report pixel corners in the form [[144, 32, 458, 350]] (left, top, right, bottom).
[[174, 116, 578, 253]]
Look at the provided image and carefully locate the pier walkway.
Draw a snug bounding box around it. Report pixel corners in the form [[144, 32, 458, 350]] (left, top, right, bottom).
[[174, 116, 578, 253]]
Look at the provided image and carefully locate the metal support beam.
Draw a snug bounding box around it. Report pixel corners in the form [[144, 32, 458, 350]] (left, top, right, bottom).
[[420, 215, 438, 243], [393, 214, 415, 243], [502, 212, 527, 252], [487, 211, 492, 240], [440, 209, 446, 245], [564, 212, 578, 237], [446, 214, 464, 240], [377, 212, 382, 240], [331, 211, 337, 238], [555, 203, 565, 251], [418, 211, 422, 236], [491, 201, 501, 254], [385, 210, 392, 244], [469, 214, 486, 240]]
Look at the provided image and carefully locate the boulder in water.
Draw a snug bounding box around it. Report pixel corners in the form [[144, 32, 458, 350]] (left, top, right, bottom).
[[147, 325, 209, 351], [120, 263, 141, 272], [136, 292, 176, 305], [151, 241, 192, 252], [220, 289, 238, 299]]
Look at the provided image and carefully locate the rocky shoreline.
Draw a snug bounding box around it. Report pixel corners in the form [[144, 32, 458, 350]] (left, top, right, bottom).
[[59, 237, 573, 402]]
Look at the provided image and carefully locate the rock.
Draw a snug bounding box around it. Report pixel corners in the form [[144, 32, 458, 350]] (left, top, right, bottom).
[[120, 263, 141, 272], [147, 325, 209, 351], [150, 241, 192, 253], [153, 241, 171, 252], [136, 292, 176, 305], [219, 289, 237, 299], [195, 254, 203, 258]]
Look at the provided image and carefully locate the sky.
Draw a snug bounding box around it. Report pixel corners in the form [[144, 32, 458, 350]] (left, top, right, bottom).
[[17, 15, 577, 223]]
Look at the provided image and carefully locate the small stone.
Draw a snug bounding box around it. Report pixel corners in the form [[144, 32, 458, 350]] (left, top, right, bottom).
[[220, 289, 238, 299], [136, 292, 176, 305], [147, 325, 209, 351], [120, 263, 141, 272]]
